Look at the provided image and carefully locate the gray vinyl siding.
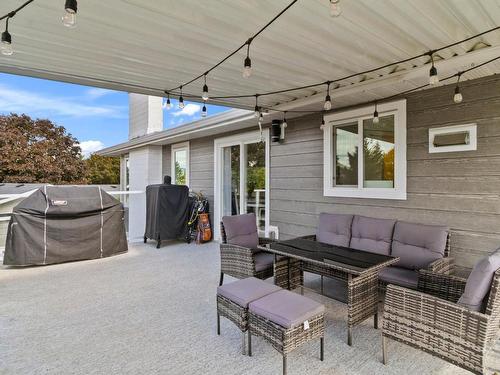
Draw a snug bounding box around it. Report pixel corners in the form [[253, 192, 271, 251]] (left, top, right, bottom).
[[270, 75, 500, 270]]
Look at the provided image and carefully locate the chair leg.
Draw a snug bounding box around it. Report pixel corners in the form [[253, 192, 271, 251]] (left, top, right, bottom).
[[248, 331, 252, 357], [320, 275, 324, 295], [320, 337, 324, 361], [241, 332, 246, 356], [219, 272, 224, 286], [217, 313, 220, 335], [374, 312, 378, 329], [283, 354, 287, 375], [382, 336, 388, 365], [347, 326, 352, 346]]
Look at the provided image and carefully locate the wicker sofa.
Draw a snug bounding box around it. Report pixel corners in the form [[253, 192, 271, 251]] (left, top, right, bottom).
[[299, 213, 453, 292], [382, 249, 500, 375]]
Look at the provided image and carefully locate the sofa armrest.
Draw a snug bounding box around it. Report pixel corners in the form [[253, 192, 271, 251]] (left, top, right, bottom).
[[383, 284, 488, 345], [417, 269, 467, 303], [426, 257, 454, 274]]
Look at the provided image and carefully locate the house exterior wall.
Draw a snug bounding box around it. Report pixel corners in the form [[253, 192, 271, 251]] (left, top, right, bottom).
[[158, 75, 500, 269], [270, 75, 500, 269]]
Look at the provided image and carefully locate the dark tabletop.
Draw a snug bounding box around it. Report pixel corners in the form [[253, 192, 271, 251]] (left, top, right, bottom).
[[264, 238, 399, 275]]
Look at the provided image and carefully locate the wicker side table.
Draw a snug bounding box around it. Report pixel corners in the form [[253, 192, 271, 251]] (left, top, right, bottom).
[[216, 277, 281, 355], [248, 290, 325, 375]]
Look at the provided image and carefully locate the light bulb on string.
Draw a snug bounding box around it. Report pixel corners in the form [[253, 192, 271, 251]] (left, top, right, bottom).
[[373, 103, 380, 124], [282, 112, 288, 129], [320, 115, 326, 130], [324, 82, 332, 110], [202, 102, 208, 117], [1, 17, 13, 56], [254, 95, 260, 117], [259, 112, 264, 123], [62, 0, 77, 28], [429, 53, 439, 86], [243, 39, 252, 78], [202, 74, 209, 101], [178, 86, 185, 109], [453, 74, 463, 103], [330, 0, 342, 17]]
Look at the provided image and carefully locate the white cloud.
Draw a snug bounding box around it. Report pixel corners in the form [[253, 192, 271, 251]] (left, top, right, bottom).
[[86, 87, 114, 99], [78, 140, 105, 158], [172, 103, 201, 117], [0, 84, 127, 119]]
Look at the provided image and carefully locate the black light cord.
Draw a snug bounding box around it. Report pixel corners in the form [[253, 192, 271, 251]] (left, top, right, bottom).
[[166, 0, 299, 93], [0, 0, 36, 21]]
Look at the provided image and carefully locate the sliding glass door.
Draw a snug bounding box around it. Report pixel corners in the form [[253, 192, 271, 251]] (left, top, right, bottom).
[[215, 130, 269, 239]]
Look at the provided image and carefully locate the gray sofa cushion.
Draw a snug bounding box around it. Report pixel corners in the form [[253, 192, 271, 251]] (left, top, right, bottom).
[[458, 248, 500, 312], [316, 213, 353, 247], [379, 267, 418, 289], [217, 277, 281, 308], [254, 252, 274, 272], [350, 215, 396, 255], [249, 289, 325, 329], [391, 221, 448, 270], [222, 213, 259, 250]]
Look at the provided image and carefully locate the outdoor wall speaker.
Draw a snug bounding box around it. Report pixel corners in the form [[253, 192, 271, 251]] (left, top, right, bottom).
[[271, 119, 284, 143]]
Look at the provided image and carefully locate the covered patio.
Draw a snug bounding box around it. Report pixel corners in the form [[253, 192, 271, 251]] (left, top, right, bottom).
[[2, 0, 500, 374], [1, 241, 497, 374]]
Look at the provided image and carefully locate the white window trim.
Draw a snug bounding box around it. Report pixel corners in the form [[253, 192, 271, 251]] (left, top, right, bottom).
[[171, 141, 190, 186], [323, 99, 407, 200], [213, 129, 270, 241]]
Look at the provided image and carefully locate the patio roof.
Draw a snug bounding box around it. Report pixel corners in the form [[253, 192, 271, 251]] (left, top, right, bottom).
[[1, 1, 500, 113]]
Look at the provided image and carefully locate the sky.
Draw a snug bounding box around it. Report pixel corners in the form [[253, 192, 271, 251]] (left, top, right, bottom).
[[0, 73, 230, 157]]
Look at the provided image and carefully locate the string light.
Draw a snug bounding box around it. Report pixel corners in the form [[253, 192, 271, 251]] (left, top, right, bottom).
[[282, 111, 288, 128], [179, 86, 185, 109], [259, 111, 264, 122], [202, 101, 207, 117], [62, 0, 77, 28], [162, 92, 172, 110], [254, 95, 260, 117], [373, 103, 379, 124], [320, 115, 326, 130], [324, 81, 332, 110], [454, 73, 463, 103], [243, 38, 253, 78], [330, 0, 342, 17], [202, 74, 209, 101], [1, 16, 13, 56], [429, 53, 439, 85]]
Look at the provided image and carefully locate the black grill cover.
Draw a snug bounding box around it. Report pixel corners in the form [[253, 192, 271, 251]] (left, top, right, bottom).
[[144, 184, 190, 242], [4, 186, 128, 266]]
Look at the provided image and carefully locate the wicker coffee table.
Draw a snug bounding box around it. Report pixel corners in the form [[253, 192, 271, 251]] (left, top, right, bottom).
[[259, 238, 399, 346]]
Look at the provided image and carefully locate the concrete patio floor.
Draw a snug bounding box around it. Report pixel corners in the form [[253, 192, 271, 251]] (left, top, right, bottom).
[[1, 241, 498, 375]]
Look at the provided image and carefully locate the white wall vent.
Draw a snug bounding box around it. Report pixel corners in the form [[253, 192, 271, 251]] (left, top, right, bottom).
[[429, 124, 477, 153]]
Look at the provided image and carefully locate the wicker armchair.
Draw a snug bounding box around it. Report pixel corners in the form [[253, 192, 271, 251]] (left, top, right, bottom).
[[219, 220, 274, 286], [382, 269, 500, 375]]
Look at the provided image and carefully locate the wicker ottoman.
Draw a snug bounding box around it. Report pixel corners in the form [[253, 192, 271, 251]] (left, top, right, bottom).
[[217, 277, 281, 355], [248, 290, 325, 375]]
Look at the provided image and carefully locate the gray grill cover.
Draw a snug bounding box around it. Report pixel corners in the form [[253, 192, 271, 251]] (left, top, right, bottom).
[[3, 186, 128, 266]]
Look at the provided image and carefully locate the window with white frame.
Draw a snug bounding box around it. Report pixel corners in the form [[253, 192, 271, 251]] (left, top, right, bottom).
[[323, 99, 407, 200], [171, 142, 190, 186]]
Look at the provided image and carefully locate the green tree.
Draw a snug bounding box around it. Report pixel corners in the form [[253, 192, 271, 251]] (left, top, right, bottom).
[[85, 154, 120, 184], [0, 113, 86, 183]]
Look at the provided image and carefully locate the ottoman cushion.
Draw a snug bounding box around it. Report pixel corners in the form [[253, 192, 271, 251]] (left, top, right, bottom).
[[249, 289, 325, 329], [217, 277, 281, 308]]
